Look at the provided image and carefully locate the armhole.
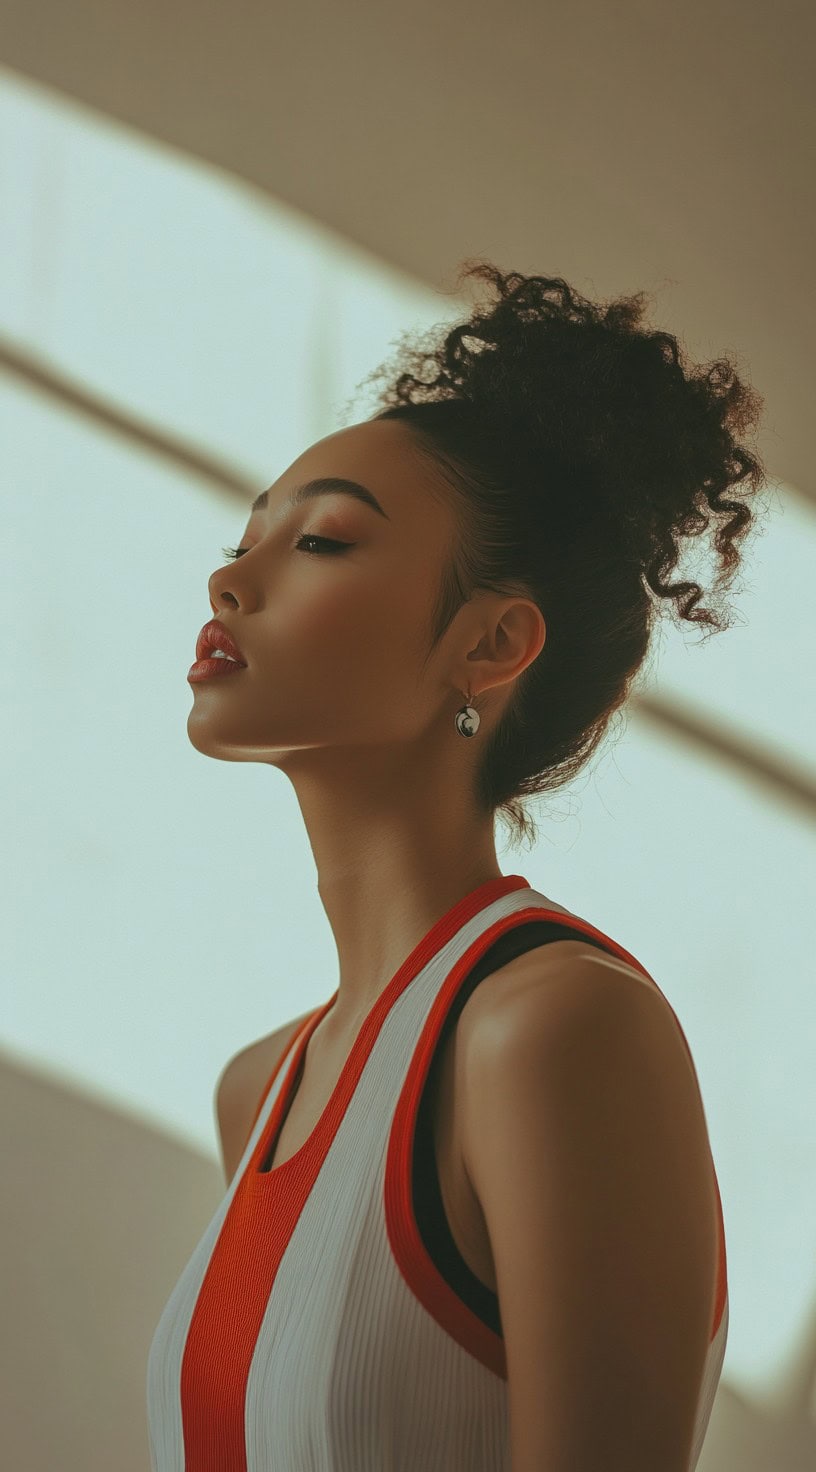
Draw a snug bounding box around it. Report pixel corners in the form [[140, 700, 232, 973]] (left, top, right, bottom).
[[412, 920, 625, 1335]]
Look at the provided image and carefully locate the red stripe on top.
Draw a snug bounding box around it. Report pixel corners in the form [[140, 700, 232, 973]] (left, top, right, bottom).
[[178, 873, 532, 1468]]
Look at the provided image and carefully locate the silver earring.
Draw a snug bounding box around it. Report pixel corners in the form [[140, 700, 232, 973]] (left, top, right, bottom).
[[455, 688, 481, 738]]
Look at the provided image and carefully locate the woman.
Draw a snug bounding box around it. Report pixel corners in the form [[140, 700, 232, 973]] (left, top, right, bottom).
[[147, 261, 768, 1471]]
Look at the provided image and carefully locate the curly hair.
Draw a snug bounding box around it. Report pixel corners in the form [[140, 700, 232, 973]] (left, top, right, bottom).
[[347, 259, 772, 852]]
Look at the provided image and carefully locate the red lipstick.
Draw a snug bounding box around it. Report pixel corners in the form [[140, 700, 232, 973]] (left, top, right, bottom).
[[187, 657, 246, 683], [189, 618, 248, 682]]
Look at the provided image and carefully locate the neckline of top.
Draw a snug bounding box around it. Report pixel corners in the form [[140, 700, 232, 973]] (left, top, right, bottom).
[[247, 872, 531, 1182]]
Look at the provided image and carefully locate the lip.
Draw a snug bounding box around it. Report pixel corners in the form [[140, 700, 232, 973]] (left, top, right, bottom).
[[195, 619, 247, 665], [187, 657, 246, 683]]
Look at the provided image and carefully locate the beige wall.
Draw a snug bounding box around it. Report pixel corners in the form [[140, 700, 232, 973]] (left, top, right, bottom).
[[1, 1051, 224, 1471]]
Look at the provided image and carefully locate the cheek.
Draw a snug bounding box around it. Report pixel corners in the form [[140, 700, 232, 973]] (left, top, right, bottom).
[[282, 587, 368, 658], [298, 569, 418, 641], [277, 561, 434, 690]]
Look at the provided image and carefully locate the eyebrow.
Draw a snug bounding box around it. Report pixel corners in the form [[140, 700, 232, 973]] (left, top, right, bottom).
[[251, 476, 390, 520]]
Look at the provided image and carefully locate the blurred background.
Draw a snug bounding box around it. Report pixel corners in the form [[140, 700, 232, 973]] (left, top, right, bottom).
[[1, 3, 814, 1467]]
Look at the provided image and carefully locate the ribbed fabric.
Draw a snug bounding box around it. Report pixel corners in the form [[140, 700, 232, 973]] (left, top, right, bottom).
[[147, 873, 728, 1471]]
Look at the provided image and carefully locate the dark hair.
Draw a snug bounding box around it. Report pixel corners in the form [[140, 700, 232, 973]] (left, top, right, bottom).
[[350, 259, 772, 852]]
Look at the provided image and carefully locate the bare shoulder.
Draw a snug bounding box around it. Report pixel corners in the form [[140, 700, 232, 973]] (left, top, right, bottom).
[[457, 935, 690, 1098], [453, 936, 665, 1191], [215, 1009, 314, 1184], [454, 933, 705, 1210], [457, 936, 655, 1042], [216, 1009, 313, 1109]]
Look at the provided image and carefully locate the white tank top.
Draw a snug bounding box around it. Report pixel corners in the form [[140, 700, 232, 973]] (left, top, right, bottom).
[[147, 872, 728, 1470]]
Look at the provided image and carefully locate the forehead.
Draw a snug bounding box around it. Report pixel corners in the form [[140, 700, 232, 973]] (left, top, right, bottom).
[[270, 419, 454, 531]]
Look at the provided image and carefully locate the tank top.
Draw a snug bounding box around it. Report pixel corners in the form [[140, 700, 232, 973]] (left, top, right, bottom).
[[146, 873, 729, 1471]]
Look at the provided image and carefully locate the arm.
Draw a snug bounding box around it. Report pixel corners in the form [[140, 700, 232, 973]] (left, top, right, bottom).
[[461, 954, 718, 1472]]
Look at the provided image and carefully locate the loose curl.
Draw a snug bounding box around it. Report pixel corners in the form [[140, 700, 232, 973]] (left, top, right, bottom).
[[348, 259, 772, 852]]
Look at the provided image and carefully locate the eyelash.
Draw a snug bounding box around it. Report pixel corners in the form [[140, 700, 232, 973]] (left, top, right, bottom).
[[221, 532, 352, 561]]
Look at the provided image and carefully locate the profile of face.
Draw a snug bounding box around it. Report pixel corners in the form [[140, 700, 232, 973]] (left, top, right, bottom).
[[187, 418, 492, 790]]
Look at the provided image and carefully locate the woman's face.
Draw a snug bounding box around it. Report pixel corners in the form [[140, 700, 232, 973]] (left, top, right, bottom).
[[187, 418, 465, 776]]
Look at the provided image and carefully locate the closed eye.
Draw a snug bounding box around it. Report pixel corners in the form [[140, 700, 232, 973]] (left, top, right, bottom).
[[222, 533, 353, 561]]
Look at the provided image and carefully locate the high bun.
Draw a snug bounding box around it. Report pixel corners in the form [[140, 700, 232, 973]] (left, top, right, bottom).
[[352, 258, 772, 851]]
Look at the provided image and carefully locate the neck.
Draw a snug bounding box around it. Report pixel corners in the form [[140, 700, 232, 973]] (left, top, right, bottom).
[[287, 757, 506, 1038]]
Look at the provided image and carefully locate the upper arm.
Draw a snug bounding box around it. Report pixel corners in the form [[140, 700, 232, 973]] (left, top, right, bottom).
[[215, 1011, 312, 1186], [461, 954, 718, 1472]]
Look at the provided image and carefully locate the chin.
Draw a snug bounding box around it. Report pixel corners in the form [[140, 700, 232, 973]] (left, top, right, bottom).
[[185, 715, 245, 761]]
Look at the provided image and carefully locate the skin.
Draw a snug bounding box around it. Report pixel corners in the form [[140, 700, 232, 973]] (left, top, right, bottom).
[[188, 417, 547, 1046]]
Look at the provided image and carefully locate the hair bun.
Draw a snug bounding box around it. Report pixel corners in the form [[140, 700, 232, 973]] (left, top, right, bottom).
[[351, 258, 774, 850]]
